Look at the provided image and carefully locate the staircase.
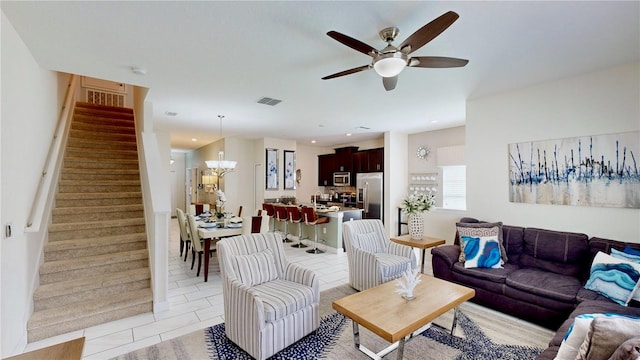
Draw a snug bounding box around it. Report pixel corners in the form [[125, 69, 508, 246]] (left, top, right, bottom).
[[27, 102, 152, 342]]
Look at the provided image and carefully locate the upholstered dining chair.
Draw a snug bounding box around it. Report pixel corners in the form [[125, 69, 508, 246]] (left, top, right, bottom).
[[241, 215, 265, 235], [261, 203, 275, 231], [186, 214, 214, 277], [217, 232, 320, 360], [176, 208, 191, 261], [343, 219, 416, 291]]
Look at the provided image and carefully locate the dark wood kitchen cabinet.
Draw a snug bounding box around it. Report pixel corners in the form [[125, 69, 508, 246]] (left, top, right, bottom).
[[368, 147, 384, 172], [317, 154, 336, 186], [335, 146, 358, 172]]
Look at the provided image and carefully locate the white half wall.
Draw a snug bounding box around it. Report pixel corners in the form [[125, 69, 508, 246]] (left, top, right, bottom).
[[466, 62, 640, 241]]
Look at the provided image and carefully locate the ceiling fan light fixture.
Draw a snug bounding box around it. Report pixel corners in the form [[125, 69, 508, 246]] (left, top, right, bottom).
[[373, 52, 407, 77]]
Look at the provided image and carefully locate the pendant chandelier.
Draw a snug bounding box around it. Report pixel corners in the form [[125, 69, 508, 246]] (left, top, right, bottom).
[[205, 115, 237, 187]]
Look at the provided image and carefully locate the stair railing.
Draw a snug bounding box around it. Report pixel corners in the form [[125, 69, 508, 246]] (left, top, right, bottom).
[[25, 74, 79, 232]]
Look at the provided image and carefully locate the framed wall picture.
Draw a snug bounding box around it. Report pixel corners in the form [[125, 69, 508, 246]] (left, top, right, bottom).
[[284, 150, 296, 190], [508, 131, 640, 208], [266, 148, 279, 190]]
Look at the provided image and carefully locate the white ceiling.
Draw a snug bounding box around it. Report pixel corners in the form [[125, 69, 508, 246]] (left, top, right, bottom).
[[2, 1, 639, 151]]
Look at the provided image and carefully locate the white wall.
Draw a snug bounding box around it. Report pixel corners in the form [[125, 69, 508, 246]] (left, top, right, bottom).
[[169, 152, 187, 213], [262, 138, 297, 201], [1, 11, 62, 356], [295, 144, 326, 204], [466, 62, 640, 241], [407, 126, 467, 241], [384, 131, 408, 237]]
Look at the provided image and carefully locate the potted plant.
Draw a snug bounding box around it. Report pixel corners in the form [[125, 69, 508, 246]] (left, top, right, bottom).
[[401, 192, 435, 239]]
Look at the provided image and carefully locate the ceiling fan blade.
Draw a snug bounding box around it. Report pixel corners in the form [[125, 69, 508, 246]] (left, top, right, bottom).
[[399, 11, 459, 54], [322, 65, 371, 80], [383, 76, 398, 91], [327, 31, 378, 57], [409, 56, 469, 68]]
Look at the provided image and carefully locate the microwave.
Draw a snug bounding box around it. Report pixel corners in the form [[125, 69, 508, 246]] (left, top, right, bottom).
[[333, 172, 351, 186]]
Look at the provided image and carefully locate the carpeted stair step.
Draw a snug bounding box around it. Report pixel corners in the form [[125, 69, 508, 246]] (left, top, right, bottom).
[[39, 249, 149, 284], [60, 168, 140, 181], [44, 233, 147, 261], [71, 121, 135, 135], [33, 268, 150, 311], [28, 288, 152, 342], [74, 103, 134, 120], [72, 114, 135, 129], [55, 191, 142, 207], [63, 157, 139, 170], [48, 218, 145, 241], [69, 129, 136, 143], [52, 204, 143, 223], [58, 180, 141, 193], [65, 147, 138, 161], [66, 137, 138, 152]]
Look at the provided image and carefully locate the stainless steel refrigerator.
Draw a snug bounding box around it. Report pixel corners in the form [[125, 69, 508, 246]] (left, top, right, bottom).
[[356, 172, 383, 221]]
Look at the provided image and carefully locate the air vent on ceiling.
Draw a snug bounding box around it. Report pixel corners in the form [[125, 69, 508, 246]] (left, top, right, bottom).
[[357, 126, 371, 130], [257, 97, 282, 106]]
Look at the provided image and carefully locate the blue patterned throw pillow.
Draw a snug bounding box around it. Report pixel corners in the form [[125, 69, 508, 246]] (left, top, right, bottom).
[[584, 251, 640, 306], [461, 235, 503, 269]]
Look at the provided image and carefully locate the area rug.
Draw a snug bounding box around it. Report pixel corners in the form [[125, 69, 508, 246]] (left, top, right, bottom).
[[113, 284, 554, 360]]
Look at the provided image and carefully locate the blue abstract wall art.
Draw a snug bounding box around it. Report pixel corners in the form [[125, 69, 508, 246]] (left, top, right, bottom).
[[508, 131, 640, 208]]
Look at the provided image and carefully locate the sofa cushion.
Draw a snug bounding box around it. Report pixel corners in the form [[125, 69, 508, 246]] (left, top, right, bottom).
[[253, 279, 315, 322], [519, 228, 589, 277], [506, 268, 581, 303], [461, 235, 503, 269], [452, 262, 518, 283], [502, 225, 524, 265], [375, 253, 411, 281], [584, 251, 640, 306], [457, 222, 507, 262]]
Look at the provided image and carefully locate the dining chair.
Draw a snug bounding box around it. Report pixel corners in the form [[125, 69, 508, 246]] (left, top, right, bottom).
[[241, 216, 263, 235], [186, 214, 214, 277], [237, 205, 243, 217], [188, 204, 196, 216], [176, 208, 191, 261], [203, 204, 210, 213], [262, 203, 275, 231], [286, 207, 307, 248]]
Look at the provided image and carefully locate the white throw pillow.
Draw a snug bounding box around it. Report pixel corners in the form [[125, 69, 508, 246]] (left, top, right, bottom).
[[234, 249, 279, 287]]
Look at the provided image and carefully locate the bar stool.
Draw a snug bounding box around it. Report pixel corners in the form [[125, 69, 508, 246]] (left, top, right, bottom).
[[287, 207, 307, 248], [262, 203, 275, 231], [301, 206, 330, 254], [273, 205, 293, 243]]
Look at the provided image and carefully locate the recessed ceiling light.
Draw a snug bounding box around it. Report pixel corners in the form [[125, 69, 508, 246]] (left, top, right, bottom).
[[346, 133, 352, 137], [311, 140, 316, 144], [431, 120, 438, 124], [191, 138, 197, 142], [165, 111, 177, 116], [318, 125, 325, 128]]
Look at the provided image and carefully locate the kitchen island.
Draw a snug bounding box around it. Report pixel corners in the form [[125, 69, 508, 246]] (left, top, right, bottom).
[[271, 205, 363, 253]]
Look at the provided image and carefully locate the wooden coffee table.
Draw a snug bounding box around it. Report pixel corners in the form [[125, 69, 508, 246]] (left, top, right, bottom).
[[391, 235, 445, 274], [333, 275, 474, 359]]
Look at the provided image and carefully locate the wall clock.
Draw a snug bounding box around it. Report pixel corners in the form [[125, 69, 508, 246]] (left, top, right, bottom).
[[416, 145, 430, 160]]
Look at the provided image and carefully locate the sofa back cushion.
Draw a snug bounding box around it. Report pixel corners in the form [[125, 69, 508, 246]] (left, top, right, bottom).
[[502, 225, 525, 265], [519, 228, 590, 277]]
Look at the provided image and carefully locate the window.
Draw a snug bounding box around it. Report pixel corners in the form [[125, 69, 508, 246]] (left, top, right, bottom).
[[441, 165, 466, 210]]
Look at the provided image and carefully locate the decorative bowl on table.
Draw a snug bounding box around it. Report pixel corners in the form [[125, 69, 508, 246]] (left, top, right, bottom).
[[227, 223, 242, 229], [199, 222, 218, 229]]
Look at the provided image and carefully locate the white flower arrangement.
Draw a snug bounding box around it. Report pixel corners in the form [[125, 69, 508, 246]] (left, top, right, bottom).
[[394, 267, 422, 300], [401, 192, 435, 215]]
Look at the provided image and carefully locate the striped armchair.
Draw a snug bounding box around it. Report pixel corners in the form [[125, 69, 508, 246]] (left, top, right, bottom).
[[217, 232, 320, 360], [343, 219, 416, 291]]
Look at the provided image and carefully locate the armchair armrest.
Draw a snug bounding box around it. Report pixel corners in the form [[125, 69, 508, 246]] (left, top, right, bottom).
[[387, 242, 417, 269], [225, 278, 265, 329], [430, 245, 461, 269], [284, 262, 320, 303]]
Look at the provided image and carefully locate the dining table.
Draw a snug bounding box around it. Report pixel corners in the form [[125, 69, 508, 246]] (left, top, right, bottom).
[[197, 222, 243, 282]]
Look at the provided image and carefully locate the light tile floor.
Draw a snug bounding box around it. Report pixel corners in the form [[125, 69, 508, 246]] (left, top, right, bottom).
[[22, 218, 352, 359]]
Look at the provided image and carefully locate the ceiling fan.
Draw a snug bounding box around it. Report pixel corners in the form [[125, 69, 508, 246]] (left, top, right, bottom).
[[321, 11, 468, 91]]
